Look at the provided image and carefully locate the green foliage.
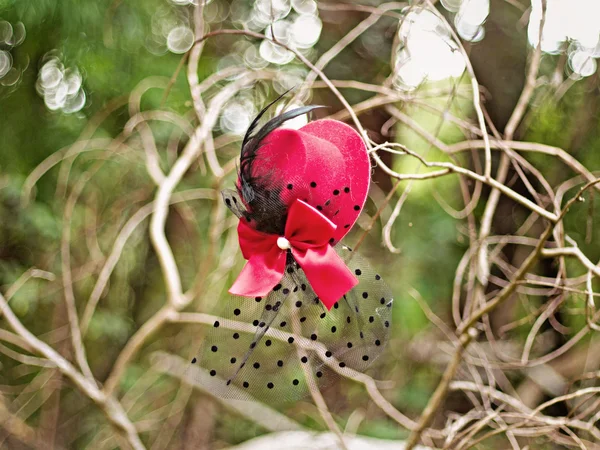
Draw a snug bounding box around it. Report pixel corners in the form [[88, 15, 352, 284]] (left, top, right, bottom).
[[1, 1, 600, 448], [359, 419, 409, 440]]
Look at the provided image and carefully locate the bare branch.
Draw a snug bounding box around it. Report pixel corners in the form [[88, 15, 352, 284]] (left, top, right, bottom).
[[0, 292, 145, 450]]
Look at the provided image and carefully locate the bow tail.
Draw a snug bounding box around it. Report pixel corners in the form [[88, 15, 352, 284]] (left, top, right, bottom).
[[293, 246, 358, 310], [229, 251, 287, 298]]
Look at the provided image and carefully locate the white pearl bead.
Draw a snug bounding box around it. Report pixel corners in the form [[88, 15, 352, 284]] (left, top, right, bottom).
[[277, 236, 291, 250]]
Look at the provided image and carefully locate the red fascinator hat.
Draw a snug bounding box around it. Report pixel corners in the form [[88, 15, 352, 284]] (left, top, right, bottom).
[[195, 99, 393, 402], [226, 107, 373, 309]]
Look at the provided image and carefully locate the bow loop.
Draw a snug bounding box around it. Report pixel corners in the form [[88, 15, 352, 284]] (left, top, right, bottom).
[[236, 219, 278, 260], [229, 200, 358, 310], [285, 199, 337, 250]]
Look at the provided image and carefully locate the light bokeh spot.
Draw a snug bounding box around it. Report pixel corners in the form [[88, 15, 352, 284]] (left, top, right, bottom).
[[528, 0, 600, 77], [394, 8, 466, 91], [0, 18, 26, 87], [36, 55, 86, 114], [220, 96, 257, 135], [0, 50, 12, 78], [167, 25, 195, 54]]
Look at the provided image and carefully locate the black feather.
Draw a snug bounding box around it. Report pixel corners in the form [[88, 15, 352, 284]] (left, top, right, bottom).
[[241, 90, 292, 153], [235, 97, 326, 234], [239, 103, 325, 200]]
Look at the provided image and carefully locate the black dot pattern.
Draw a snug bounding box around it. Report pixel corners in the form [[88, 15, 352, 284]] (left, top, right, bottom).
[[194, 243, 392, 404]]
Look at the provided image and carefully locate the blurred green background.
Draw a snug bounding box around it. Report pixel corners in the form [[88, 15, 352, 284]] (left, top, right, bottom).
[[1, 0, 600, 449]]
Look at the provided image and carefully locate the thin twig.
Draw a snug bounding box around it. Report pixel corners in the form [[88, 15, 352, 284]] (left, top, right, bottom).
[[0, 292, 145, 450]]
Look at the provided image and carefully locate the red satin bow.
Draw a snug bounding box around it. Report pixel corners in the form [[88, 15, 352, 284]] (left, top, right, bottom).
[[229, 199, 358, 310]]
